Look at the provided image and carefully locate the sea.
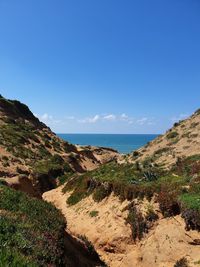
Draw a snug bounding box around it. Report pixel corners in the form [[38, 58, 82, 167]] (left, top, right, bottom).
[[57, 134, 159, 154]]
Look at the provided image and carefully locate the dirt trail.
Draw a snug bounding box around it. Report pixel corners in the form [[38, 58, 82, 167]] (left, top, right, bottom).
[[43, 187, 200, 267]]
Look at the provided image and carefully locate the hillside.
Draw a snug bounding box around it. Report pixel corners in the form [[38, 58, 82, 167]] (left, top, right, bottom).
[[0, 183, 106, 267], [0, 95, 116, 266], [127, 109, 200, 168], [0, 95, 118, 196], [44, 110, 200, 267], [1, 95, 200, 267]]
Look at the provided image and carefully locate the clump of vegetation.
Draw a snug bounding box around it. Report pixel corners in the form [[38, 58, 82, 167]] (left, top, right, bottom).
[[179, 193, 200, 230], [126, 204, 148, 242], [173, 122, 180, 127], [63, 161, 164, 205], [89, 210, 99, 217], [194, 108, 200, 115], [145, 205, 159, 222], [33, 154, 72, 177], [0, 185, 66, 266], [132, 151, 140, 158], [174, 257, 189, 267], [0, 249, 37, 267], [67, 191, 87, 205], [167, 131, 179, 139], [93, 184, 112, 202], [191, 122, 199, 128], [154, 147, 170, 156], [57, 173, 74, 185], [65, 176, 95, 205], [157, 189, 180, 217]]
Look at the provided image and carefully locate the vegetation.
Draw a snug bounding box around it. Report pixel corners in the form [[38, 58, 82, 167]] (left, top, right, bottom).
[[63, 161, 162, 205], [174, 257, 189, 267], [0, 185, 66, 266], [167, 131, 179, 139], [62, 153, 200, 233], [89, 210, 99, 217], [126, 204, 148, 241], [34, 154, 69, 175]]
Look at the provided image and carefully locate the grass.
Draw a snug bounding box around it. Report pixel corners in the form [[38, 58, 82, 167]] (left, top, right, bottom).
[[179, 193, 200, 211], [89, 210, 99, 217], [0, 249, 37, 267], [33, 154, 72, 177], [0, 185, 66, 266], [63, 161, 161, 205]]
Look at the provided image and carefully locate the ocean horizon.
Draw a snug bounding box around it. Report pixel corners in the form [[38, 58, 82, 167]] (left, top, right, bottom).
[[57, 133, 159, 154]]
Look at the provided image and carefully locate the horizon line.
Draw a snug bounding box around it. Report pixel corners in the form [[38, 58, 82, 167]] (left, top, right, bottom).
[[56, 133, 161, 135]]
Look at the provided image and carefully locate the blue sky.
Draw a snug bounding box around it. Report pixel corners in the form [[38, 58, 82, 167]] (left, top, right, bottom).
[[0, 0, 200, 133]]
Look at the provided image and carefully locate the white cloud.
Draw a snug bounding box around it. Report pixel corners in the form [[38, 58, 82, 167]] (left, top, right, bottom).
[[65, 116, 75, 120], [136, 117, 148, 125], [41, 113, 53, 121], [89, 115, 100, 123], [35, 113, 62, 126], [120, 113, 128, 120], [103, 114, 116, 121], [78, 114, 100, 124], [171, 113, 188, 122], [34, 111, 156, 132]]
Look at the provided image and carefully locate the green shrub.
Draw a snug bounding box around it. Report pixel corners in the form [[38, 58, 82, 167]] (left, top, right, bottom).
[[157, 190, 180, 217], [0, 249, 37, 267], [132, 151, 140, 157], [179, 193, 200, 230], [145, 206, 159, 222], [126, 204, 148, 241], [0, 185, 66, 266], [67, 191, 86, 205], [89, 210, 99, 217], [194, 108, 200, 115], [167, 131, 179, 139], [93, 184, 112, 202], [174, 257, 189, 267]]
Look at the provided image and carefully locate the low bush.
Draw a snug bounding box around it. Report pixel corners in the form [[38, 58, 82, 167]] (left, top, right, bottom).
[[157, 190, 180, 217], [0, 185, 66, 266], [145, 206, 159, 222], [179, 193, 200, 230], [174, 257, 189, 267], [93, 184, 112, 202], [167, 131, 179, 139], [89, 210, 99, 217], [126, 205, 148, 241]]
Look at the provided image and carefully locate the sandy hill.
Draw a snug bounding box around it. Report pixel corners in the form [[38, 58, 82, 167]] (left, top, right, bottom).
[[128, 109, 200, 168], [0, 95, 118, 196], [1, 96, 200, 267], [43, 109, 200, 267]]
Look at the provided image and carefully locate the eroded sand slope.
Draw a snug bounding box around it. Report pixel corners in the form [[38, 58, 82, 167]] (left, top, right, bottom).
[[43, 187, 200, 267]]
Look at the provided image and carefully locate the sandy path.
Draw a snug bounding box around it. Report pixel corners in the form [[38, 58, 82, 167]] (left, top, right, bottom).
[[43, 187, 200, 267]]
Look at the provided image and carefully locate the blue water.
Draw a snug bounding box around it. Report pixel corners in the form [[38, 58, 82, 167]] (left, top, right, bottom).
[[57, 134, 159, 154]]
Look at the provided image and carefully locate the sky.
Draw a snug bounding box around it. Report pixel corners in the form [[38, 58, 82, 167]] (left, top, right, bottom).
[[0, 0, 200, 134]]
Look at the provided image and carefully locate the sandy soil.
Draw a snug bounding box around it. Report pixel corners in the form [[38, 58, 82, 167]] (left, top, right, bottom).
[[128, 111, 200, 168], [43, 186, 200, 267]]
